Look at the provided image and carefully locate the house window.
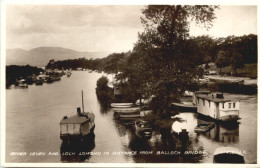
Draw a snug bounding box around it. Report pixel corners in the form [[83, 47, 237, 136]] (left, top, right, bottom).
[[233, 103, 235, 108], [229, 103, 231, 108]]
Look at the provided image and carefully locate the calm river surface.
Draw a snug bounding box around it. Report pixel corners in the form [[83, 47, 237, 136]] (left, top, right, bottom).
[[6, 71, 257, 163]]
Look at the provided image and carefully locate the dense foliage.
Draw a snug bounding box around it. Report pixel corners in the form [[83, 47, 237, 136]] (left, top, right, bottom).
[[6, 65, 44, 86], [117, 5, 218, 115], [44, 34, 257, 77]]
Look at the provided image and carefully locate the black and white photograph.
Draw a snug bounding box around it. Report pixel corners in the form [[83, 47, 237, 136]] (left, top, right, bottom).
[[1, 1, 258, 167]]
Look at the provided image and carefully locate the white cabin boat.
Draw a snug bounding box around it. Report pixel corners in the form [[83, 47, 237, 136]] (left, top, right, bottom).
[[193, 92, 239, 122]]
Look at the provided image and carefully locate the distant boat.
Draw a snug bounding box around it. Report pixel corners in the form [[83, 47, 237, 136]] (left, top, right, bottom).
[[46, 76, 54, 83], [135, 120, 152, 139], [36, 78, 44, 85], [111, 103, 133, 108], [77, 68, 83, 71], [66, 71, 72, 77], [60, 91, 95, 143], [213, 147, 245, 163], [194, 122, 215, 133], [18, 79, 28, 88]]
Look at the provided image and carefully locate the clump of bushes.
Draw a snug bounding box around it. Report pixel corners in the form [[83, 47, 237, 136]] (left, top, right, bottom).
[[95, 76, 113, 106]]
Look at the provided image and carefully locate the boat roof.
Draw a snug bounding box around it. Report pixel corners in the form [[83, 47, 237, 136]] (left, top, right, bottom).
[[60, 115, 89, 124], [214, 147, 244, 156], [60, 112, 95, 124], [196, 94, 236, 103]]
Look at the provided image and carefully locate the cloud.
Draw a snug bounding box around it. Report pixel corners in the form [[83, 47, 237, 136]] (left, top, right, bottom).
[[6, 5, 144, 51]]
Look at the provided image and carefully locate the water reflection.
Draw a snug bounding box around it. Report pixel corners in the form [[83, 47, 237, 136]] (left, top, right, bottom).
[[60, 132, 95, 162], [204, 122, 239, 143]]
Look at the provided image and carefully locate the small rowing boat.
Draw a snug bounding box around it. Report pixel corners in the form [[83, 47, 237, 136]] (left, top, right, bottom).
[[111, 103, 133, 108]]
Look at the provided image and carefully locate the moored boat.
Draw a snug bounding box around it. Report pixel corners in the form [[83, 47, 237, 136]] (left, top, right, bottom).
[[66, 71, 72, 77], [194, 122, 215, 133], [135, 120, 152, 139], [36, 78, 44, 85], [111, 103, 133, 108], [172, 102, 197, 112], [193, 92, 240, 122], [140, 110, 153, 117], [18, 79, 28, 88], [119, 114, 140, 120], [113, 107, 140, 114], [213, 147, 245, 163], [60, 91, 95, 143]]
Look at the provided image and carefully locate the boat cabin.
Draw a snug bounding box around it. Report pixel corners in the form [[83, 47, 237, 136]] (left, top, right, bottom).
[[193, 92, 239, 122], [60, 107, 95, 141]]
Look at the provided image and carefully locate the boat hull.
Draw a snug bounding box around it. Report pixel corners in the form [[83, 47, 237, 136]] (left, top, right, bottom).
[[111, 103, 133, 108], [172, 103, 197, 112], [194, 122, 215, 133]]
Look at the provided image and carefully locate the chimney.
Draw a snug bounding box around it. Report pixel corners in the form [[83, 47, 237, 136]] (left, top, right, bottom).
[[77, 107, 81, 116]]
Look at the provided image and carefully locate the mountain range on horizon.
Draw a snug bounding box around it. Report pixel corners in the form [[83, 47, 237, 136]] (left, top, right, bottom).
[[6, 47, 113, 67]]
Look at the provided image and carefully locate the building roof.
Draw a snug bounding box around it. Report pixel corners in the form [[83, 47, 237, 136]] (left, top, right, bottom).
[[196, 94, 236, 103], [60, 115, 89, 124]]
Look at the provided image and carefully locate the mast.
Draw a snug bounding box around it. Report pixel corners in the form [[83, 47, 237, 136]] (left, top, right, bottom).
[[82, 90, 85, 112]]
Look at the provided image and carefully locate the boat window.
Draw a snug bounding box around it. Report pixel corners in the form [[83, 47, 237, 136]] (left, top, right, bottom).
[[229, 103, 231, 108], [233, 103, 235, 108], [222, 103, 224, 109]]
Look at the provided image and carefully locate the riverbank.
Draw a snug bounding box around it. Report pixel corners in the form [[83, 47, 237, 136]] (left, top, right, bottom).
[[199, 75, 257, 95]]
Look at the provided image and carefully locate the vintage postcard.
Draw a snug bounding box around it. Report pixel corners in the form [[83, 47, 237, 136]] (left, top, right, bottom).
[[1, 0, 259, 167]]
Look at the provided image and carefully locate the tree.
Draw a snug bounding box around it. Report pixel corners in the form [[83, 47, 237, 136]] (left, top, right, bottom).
[[215, 50, 230, 74], [119, 5, 218, 115], [230, 51, 244, 75]]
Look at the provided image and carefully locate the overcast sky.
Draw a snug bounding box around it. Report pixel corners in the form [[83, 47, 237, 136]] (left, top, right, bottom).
[[6, 5, 257, 52]]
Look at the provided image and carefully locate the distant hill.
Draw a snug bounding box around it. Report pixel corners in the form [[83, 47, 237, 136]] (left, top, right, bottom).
[[6, 47, 111, 67]]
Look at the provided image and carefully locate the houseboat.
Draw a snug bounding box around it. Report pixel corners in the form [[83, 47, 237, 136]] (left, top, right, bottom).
[[193, 92, 240, 122], [60, 91, 95, 143], [60, 107, 95, 143]]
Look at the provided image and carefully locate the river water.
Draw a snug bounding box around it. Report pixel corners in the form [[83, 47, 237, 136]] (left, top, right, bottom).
[[5, 71, 257, 163]]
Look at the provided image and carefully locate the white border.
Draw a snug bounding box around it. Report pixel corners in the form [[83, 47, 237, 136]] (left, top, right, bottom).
[[1, 0, 259, 167]]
